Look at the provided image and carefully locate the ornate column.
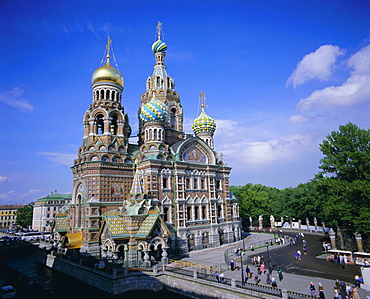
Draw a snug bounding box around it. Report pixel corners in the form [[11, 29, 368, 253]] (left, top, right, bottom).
[[355, 232, 364, 252], [321, 222, 326, 233], [127, 234, 137, 267], [161, 247, 169, 265], [143, 250, 151, 267], [314, 217, 318, 233], [298, 220, 302, 232], [249, 217, 253, 230], [329, 228, 336, 249]]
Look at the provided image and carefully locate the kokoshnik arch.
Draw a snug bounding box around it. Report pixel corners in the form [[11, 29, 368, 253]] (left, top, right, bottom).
[[52, 23, 241, 266]]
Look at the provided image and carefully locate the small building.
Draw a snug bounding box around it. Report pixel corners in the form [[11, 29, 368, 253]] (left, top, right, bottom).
[[32, 191, 71, 232], [0, 205, 23, 229]]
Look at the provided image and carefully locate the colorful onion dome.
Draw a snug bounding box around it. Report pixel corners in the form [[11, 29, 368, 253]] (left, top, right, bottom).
[[192, 109, 216, 134], [152, 39, 167, 53], [140, 97, 167, 122]]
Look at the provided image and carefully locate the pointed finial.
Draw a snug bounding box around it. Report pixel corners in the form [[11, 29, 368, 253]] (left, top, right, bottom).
[[106, 36, 112, 57], [156, 22, 163, 40], [220, 152, 224, 162], [199, 91, 206, 111]]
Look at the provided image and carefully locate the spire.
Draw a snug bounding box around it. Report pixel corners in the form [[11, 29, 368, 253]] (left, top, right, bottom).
[[101, 36, 112, 67], [156, 22, 163, 41], [129, 169, 144, 195], [199, 91, 206, 113]]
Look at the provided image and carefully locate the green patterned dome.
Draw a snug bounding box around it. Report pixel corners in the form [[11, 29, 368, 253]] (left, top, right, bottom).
[[140, 97, 167, 122], [192, 110, 216, 134]]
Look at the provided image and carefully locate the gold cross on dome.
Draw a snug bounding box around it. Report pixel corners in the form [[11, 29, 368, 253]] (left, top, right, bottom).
[[156, 22, 162, 40], [199, 91, 206, 109], [106, 36, 112, 55]]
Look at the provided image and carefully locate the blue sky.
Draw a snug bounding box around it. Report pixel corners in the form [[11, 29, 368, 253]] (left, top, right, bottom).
[[1, 0, 370, 205]]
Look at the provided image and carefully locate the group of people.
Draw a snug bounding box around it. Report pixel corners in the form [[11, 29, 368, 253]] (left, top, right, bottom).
[[309, 278, 363, 299]]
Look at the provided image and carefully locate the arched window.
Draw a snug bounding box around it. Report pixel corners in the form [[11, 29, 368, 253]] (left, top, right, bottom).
[[110, 114, 118, 135], [170, 108, 176, 128], [96, 114, 104, 134], [112, 90, 115, 101], [106, 90, 110, 100], [154, 129, 157, 140], [100, 90, 104, 100]]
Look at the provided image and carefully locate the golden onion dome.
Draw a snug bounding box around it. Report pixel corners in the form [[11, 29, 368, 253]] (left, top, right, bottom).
[[91, 55, 124, 86]]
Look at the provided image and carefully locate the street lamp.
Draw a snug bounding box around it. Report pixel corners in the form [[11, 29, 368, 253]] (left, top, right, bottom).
[[240, 251, 244, 286], [265, 241, 271, 272]]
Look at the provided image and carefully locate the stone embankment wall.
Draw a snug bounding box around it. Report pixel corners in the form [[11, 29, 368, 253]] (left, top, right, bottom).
[[44, 253, 282, 299]]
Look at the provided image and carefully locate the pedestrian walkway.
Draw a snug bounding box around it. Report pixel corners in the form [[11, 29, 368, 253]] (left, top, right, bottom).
[[178, 233, 370, 298]]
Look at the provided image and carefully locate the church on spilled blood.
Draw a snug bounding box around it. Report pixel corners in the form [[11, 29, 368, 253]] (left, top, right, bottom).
[[53, 23, 240, 266]]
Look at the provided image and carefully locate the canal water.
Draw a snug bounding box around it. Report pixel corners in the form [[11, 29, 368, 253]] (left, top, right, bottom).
[[1, 254, 188, 299]]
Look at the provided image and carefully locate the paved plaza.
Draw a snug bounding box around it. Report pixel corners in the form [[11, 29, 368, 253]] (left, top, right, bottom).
[[177, 232, 370, 298]]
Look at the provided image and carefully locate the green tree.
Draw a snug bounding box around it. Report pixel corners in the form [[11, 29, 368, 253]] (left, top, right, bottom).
[[16, 204, 34, 229], [315, 122, 370, 234], [231, 183, 272, 227]]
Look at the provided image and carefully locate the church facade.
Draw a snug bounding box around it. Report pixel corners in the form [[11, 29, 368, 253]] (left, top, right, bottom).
[[53, 23, 240, 266]]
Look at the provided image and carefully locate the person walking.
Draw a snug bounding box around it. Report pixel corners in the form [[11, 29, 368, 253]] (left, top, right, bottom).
[[265, 273, 271, 284], [318, 282, 325, 299], [213, 271, 219, 282], [333, 287, 339, 299], [310, 282, 317, 297], [261, 262, 265, 275], [277, 266, 283, 281], [271, 276, 277, 288], [246, 265, 251, 281], [351, 287, 360, 299]]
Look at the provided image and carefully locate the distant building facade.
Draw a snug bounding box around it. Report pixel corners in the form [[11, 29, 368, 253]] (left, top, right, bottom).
[[0, 205, 23, 229], [32, 191, 71, 232], [53, 24, 240, 265]]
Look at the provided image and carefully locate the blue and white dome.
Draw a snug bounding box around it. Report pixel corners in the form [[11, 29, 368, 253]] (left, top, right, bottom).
[[140, 97, 167, 122]]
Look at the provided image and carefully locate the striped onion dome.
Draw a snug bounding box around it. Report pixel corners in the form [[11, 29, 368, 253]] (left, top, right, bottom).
[[152, 39, 167, 53]]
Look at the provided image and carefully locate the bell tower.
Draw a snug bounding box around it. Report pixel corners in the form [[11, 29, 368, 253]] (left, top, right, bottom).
[[69, 37, 135, 255], [138, 22, 184, 145]]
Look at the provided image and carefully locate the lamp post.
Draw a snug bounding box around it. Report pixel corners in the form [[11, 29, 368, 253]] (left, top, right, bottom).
[[265, 241, 271, 272], [240, 251, 244, 286]]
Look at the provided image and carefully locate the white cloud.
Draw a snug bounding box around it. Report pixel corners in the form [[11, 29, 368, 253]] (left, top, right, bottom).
[[214, 118, 314, 167], [20, 189, 43, 198], [0, 191, 16, 199], [347, 45, 370, 75], [298, 74, 370, 110], [289, 115, 309, 123], [37, 152, 75, 166], [0, 87, 34, 112], [297, 45, 370, 111], [0, 176, 8, 183], [287, 45, 345, 88]]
